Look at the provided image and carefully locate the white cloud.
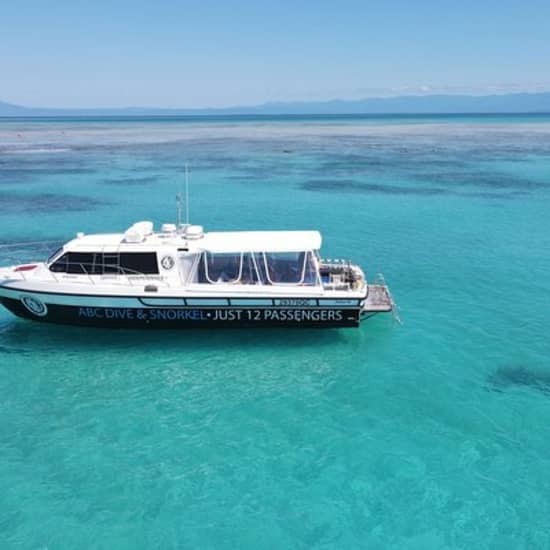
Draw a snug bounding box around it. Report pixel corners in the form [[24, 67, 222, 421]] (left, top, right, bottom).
[[351, 82, 550, 99]]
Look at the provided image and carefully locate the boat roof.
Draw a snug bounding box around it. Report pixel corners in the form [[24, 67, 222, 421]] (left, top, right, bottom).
[[201, 231, 321, 253], [66, 228, 322, 253]]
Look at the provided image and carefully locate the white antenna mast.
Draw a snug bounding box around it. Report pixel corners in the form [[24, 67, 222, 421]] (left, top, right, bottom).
[[185, 163, 190, 225], [176, 189, 182, 229]]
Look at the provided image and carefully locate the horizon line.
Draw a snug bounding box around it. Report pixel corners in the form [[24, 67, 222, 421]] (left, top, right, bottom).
[[1, 90, 550, 113]]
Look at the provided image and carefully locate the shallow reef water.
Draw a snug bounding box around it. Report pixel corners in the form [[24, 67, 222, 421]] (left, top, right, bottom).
[[1, 115, 550, 549]]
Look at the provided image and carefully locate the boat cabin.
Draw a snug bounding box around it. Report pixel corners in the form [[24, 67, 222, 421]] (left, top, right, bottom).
[[45, 222, 346, 288]]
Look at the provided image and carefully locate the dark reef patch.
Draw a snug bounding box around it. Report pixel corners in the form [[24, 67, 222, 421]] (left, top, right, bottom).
[[302, 179, 525, 200], [0, 167, 95, 177], [487, 366, 550, 395], [0, 166, 96, 186], [413, 171, 548, 190], [461, 190, 528, 200], [218, 163, 292, 179], [3, 193, 108, 213], [309, 150, 474, 178], [224, 174, 264, 181], [315, 157, 389, 176], [302, 179, 447, 196], [100, 176, 159, 186]]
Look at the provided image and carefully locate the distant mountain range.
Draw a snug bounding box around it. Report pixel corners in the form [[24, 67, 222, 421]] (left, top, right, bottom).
[[2, 92, 550, 116]]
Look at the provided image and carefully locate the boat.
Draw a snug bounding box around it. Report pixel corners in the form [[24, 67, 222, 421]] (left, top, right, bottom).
[[0, 220, 397, 328]]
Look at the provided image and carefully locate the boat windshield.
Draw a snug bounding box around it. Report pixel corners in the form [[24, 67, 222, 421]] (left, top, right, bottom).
[[47, 247, 63, 264]]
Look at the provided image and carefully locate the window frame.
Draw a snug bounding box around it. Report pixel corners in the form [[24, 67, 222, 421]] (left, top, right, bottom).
[[193, 250, 320, 286], [200, 252, 244, 284], [262, 251, 314, 286], [117, 252, 159, 275], [47, 247, 63, 265], [49, 251, 160, 275]]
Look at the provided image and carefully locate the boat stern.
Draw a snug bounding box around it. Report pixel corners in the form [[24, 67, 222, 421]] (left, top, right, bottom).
[[361, 274, 401, 323]]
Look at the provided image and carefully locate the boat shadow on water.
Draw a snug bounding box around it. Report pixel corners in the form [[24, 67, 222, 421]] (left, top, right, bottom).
[[0, 315, 394, 355]]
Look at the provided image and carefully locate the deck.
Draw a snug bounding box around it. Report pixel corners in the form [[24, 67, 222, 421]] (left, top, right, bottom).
[[363, 284, 394, 312]]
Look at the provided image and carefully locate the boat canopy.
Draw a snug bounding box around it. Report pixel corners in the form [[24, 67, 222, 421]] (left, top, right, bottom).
[[198, 231, 322, 253]]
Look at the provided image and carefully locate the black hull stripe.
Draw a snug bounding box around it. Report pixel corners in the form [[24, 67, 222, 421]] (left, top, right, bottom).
[[0, 298, 361, 329]]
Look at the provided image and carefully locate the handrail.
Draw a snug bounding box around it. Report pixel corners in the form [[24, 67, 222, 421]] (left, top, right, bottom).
[[2, 261, 171, 287], [49, 261, 159, 277], [375, 272, 401, 325], [320, 258, 353, 291]]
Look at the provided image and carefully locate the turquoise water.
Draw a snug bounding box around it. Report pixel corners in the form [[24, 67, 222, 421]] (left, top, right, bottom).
[[1, 115, 550, 548]]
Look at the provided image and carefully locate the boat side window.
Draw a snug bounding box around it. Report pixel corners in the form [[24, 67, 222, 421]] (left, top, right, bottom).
[[264, 252, 305, 284], [263, 251, 318, 285], [70, 253, 96, 274], [198, 252, 243, 283], [49, 252, 159, 275], [118, 252, 159, 275], [252, 253, 268, 284], [99, 252, 159, 275], [302, 252, 319, 285], [50, 252, 94, 274], [49, 253, 68, 272], [102, 254, 119, 274], [241, 253, 261, 284]]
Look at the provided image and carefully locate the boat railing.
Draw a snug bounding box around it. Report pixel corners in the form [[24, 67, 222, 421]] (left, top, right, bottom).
[[319, 258, 363, 292], [374, 272, 401, 324]]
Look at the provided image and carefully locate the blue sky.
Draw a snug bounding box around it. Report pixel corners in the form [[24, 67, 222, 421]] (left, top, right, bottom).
[[1, 0, 550, 108]]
